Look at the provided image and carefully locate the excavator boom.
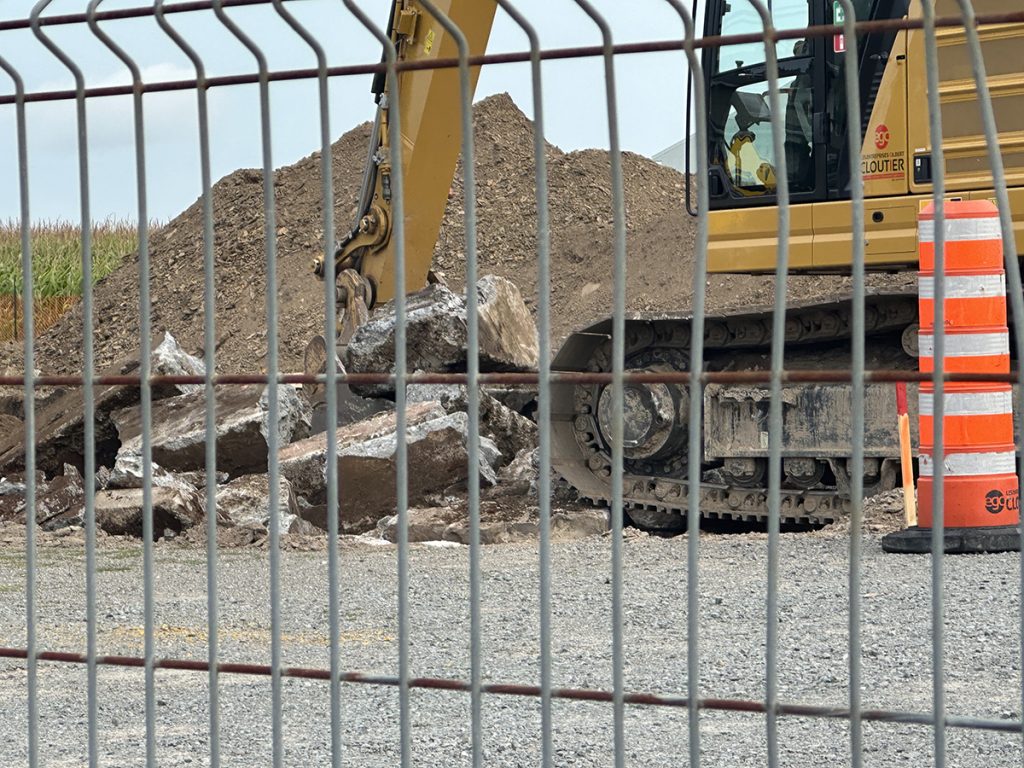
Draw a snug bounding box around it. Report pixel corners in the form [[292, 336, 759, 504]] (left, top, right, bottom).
[[314, 0, 496, 336]]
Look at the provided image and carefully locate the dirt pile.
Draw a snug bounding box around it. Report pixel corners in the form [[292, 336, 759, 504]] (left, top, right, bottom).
[[0, 92, 911, 378]]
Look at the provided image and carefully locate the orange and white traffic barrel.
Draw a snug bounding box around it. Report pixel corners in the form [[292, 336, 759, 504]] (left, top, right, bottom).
[[883, 200, 1020, 554]]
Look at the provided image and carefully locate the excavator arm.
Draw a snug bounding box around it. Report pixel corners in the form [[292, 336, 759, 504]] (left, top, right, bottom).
[[312, 0, 497, 351]]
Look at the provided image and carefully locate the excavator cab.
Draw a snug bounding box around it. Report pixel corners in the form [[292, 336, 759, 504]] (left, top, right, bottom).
[[704, 0, 825, 204]]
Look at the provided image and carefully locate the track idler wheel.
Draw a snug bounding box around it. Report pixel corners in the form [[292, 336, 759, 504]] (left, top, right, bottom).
[[594, 363, 689, 467]]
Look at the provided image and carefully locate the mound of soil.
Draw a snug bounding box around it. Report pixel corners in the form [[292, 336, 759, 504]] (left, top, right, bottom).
[[0, 92, 912, 377]]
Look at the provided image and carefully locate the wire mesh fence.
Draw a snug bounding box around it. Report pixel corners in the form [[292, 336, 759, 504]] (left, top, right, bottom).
[[1, 1, 1024, 766]]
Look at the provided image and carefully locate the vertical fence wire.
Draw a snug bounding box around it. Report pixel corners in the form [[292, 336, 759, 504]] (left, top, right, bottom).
[[662, 2, 707, 765], [836, 2, 866, 765], [569, 2, 627, 765], [921, 3, 948, 765], [208, 4, 283, 763], [85, 5, 160, 764], [340, 2, 411, 764], [952, 3, 1024, 762], [490, 2, 554, 765], [28, 3, 96, 765], [268, 4, 341, 765], [743, 2, 789, 765], [151, 3, 222, 763], [0, 45, 38, 768], [415, 4, 483, 763]]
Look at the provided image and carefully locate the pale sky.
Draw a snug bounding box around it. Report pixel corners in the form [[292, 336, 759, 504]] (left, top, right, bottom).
[[0, 0, 709, 224]]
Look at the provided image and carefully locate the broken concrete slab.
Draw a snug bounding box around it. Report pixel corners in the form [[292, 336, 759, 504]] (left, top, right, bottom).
[[346, 284, 465, 398], [443, 519, 539, 545], [482, 385, 537, 418], [280, 400, 500, 533], [407, 383, 536, 469], [261, 384, 312, 447], [488, 447, 579, 504], [107, 450, 204, 495], [551, 508, 610, 538], [280, 401, 448, 503], [0, 332, 208, 477], [1, 483, 25, 522], [151, 331, 206, 396], [94, 485, 205, 539], [295, 496, 328, 532], [476, 275, 539, 371], [215, 473, 317, 535], [35, 464, 87, 531], [346, 276, 539, 398], [111, 383, 311, 478]]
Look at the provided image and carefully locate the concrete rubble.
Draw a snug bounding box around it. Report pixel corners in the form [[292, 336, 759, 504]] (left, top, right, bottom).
[[107, 451, 204, 495], [0, 284, 609, 545], [215, 474, 317, 535], [35, 464, 86, 531], [488, 447, 579, 503], [376, 505, 608, 545], [407, 382, 536, 469], [346, 276, 539, 398], [280, 401, 501, 533], [94, 485, 205, 539], [110, 383, 310, 477], [0, 332, 207, 477]]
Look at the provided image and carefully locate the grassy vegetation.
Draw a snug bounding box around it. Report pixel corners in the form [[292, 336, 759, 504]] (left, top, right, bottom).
[[0, 219, 140, 297]]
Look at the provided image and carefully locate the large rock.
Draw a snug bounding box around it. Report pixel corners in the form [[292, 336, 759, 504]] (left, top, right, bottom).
[[408, 382, 536, 469], [215, 473, 316, 535], [476, 275, 539, 370], [279, 401, 500, 533], [151, 331, 206, 395], [0, 332, 206, 476], [0, 464, 86, 530], [94, 485, 205, 538], [346, 277, 539, 397], [34, 464, 87, 531], [107, 451, 204, 495], [111, 383, 311, 478]]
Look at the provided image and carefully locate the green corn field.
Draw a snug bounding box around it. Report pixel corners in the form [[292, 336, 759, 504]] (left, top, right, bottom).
[[0, 219, 142, 342]]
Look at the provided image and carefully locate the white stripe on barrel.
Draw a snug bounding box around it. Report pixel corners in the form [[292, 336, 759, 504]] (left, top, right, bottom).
[[919, 217, 1002, 243], [919, 450, 1017, 477], [918, 273, 1005, 300], [919, 389, 1013, 417], [918, 331, 1009, 358]]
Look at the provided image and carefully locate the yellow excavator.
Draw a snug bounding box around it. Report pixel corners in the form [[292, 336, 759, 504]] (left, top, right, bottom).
[[312, 0, 1024, 531]]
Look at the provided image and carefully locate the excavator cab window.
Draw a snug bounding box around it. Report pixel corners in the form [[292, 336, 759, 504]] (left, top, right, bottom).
[[703, 0, 825, 207], [699, 0, 911, 209]]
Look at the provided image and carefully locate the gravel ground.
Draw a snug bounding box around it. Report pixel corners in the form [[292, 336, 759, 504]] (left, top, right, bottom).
[[0, 527, 1020, 767]]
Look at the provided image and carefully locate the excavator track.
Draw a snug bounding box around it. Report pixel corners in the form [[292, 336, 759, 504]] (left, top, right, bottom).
[[550, 291, 918, 531]]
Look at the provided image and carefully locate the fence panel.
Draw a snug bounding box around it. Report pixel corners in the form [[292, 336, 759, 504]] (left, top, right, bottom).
[[0, 2, 1023, 766]]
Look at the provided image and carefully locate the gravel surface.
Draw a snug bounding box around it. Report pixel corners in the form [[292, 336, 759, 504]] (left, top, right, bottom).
[[0, 528, 1020, 767]]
